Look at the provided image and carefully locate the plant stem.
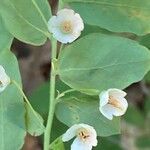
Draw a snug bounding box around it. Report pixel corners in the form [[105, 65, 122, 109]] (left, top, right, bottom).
[[56, 89, 76, 100], [44, 39, 57, 150]]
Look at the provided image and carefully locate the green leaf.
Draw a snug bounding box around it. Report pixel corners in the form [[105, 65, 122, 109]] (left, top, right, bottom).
[[25, 102, 45, 136], [144, 71, 150, 83], [0, 16, 13, 50], [51, 117, 69, 149], [55, 92, 120, 136], [0, 21, 25, 149], [51, 116, 68, 142], [63, 0, 150, 35], [0, 50, 26, 150], [58, 33, 150, 95], [50, 136, 65, 150], [35, 0, 52, 21], [81, 24, 113, 38], [0, 0, 51, 45], [94, 136, 122, 150], [139, 34, 150, 49]]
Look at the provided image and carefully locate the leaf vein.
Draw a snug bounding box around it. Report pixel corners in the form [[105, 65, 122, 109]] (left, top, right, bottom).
[[60, 59, 150, 73]]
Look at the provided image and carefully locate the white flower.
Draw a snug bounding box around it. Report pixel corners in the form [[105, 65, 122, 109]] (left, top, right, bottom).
[[62, 124, 97, 150], [99, 88, 128, 120], [0, 65, 10, 93], [48, 9, 84, 44]]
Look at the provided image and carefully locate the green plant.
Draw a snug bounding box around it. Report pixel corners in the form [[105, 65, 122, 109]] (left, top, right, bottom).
[[0, 0, 150, 150]]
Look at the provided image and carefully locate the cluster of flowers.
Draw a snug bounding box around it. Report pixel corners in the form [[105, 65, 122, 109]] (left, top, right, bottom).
[[0, 9, 128, 150]]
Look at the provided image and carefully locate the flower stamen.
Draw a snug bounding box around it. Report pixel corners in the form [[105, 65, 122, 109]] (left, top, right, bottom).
[[108, 96, 123, 110], [60, 21, 73, 34], [78, 129, 90, 141]]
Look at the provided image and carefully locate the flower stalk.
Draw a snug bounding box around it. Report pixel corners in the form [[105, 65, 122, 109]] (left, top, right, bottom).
[[44, 38, 57, 150]]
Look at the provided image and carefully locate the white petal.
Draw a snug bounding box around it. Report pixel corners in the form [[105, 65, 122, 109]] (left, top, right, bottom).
[[71, 138, 92, 150], [0, 65, 10, 92], [62, 124, 80, 142], [99, 90, 109, 107], [51, 28, 68, 43], [0, 65, 5, 72], [99, 104, 114, 120], [88, 133, 98, 147], [51, 28, 80, 44], [113, 97, 128, 116], [72, 13, 84, 32], [108, 88, 127, 98], [100, 97, 128, 120], [57, 9, 74, 19], [48, 16, 58, 33], [67, 32, 81, 43]]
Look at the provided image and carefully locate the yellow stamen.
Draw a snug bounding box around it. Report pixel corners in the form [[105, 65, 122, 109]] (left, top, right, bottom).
[[60, 21, 73, 34], [108, 96, 123, 110], [77, 129, 90, 141]]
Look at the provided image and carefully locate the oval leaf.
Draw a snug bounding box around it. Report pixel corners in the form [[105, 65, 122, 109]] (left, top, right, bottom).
[[0, 50, 26, 150], [63, 0, 150, 35], [25, 102, 45, 136], [55, 93, 120, 136], [0, 0, 51, 45], [0, 21, 26, 150], [0, 17, 13, 50], [58, 33, 150, 94]]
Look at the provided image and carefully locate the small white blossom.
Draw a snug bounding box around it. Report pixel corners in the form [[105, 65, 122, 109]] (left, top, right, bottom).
[[62, 124, 97, 150], [48, 9, 84, 44], [99, 88, 128, 120], [0, 65, 10, 93]]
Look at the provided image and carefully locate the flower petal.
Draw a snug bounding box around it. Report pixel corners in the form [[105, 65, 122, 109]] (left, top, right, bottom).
[[99, 90, 109, 107], [62, 124, 80, 142], [108, 88, 127, 98], [72, 13, 84, 32], [48, 16, 57, 33], [100, 97, 128, 120], [99, 104, 114, 120], [0, 65, 10, 93], [113, 97, 128, 116], [57, 9, 74, 19], [71, 138, 92, 150]]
